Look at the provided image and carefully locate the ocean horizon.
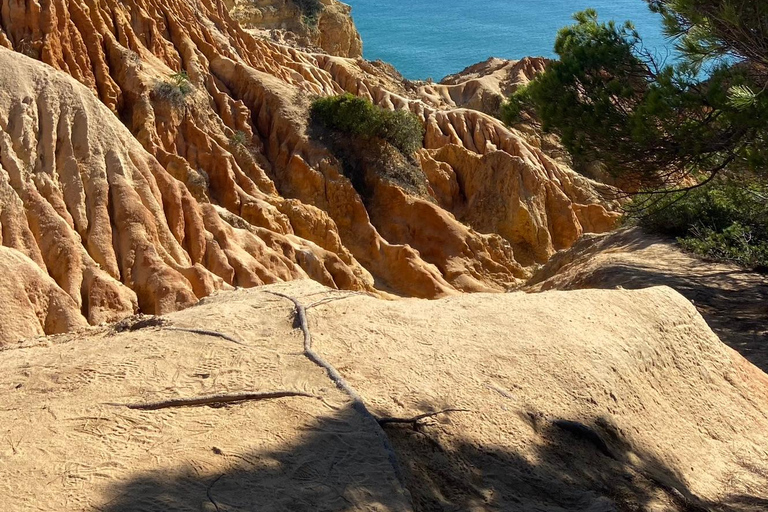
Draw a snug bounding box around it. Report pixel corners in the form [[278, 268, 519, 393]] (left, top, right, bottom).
[[345, 0, 673, 81]]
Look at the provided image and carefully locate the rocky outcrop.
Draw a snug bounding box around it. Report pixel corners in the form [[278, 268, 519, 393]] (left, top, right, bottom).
[[0, 0, 618, 341], [417, 143, 618, 266], [0, 49, 374, 339], [229, 0, 363, 58], [316, 0, 363, 58], [0, 247, 89, 340], [415, 57, 548, 115], [527, 228, 768, 372], [3, 281, 767, 510]]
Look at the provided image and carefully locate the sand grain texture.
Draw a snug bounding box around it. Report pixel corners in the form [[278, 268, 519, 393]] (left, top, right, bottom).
[[2, 281, 767, 511]]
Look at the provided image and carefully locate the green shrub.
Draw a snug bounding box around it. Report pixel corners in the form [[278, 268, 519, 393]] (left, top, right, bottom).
[[635, 182, 768, 270], [310, 93, 424, 155], [679, 223, 768, 270], [377, 110, 426, 156], [155, 71, 192, 107], [293, 0, 323, 25], [229, 130, 249, 147]]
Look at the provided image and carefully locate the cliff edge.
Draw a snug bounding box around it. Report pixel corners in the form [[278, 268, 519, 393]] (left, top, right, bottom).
[[229, 0, 364, 58]]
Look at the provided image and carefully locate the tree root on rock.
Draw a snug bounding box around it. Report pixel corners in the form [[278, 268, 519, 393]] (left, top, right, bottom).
[[162, 327, 250, 347], [263, 290, 407, 484], [206, 474, 223, 512], [378, 409, 472, 427], [108, 391, 317, 410], [113, 314, 250, 348], [306, 292, 371, 310]]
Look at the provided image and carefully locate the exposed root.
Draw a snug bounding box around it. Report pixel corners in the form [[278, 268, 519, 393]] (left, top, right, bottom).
[[162, 327, 249, 347], [109, 391, 317, 410], [206, 474, 223, 512], [263, 291, 365, 402], [263, 290, 407, 484], [377, 409, 472, 427], [306, 292, 370, 310], [113, 315, 170, 333], [112, 315, 249, 347]]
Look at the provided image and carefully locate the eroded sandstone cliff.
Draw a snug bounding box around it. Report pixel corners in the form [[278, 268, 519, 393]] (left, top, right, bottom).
[[0, 0, 619, 341], [228, 0, 363, 58], [416, 56, 548, 116]]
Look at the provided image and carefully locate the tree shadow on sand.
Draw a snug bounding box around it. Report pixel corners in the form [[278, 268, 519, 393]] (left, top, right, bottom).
[[98, 404, 768, 512]]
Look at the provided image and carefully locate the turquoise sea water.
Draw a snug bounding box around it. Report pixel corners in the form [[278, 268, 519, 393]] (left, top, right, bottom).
[[345, 0, 672, 80]]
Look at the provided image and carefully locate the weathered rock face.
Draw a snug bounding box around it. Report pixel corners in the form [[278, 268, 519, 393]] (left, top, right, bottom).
[[315, 0, 363, 58], [416, 56, 549, 116], [0, 48, 375, 337], [0, 247, 89, 340], [229, 0, 363, 58], [2, 282, 767, 510], [417, 143, 618, 266], [0, 0, 619, 341]]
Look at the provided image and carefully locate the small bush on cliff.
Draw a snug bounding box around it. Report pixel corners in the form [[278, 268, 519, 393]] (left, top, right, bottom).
[[310, 93, 425, 155], [155, 71, 192, 107], [229, 130, 249, 148], [309, 94, 429, 201], [292, 0, 323, 26]]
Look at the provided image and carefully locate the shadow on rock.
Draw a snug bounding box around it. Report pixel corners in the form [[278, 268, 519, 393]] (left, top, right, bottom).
[[529, 229, 768, 372], [99, 404, 767, 511]]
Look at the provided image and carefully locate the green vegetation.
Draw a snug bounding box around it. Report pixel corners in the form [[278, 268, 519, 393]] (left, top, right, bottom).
[[311, 93, 425, 156], [504, 2, 768, 269], [309, 94, 429, 201], [155, 71, 192, 107], [637, 182, 768, 269], [293, 0, 323, 26], [229, 130, 249, 148]]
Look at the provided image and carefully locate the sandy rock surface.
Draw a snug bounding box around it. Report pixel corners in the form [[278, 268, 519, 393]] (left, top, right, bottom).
[[528, 228, 768, 373], [2, 281, 767, 511]]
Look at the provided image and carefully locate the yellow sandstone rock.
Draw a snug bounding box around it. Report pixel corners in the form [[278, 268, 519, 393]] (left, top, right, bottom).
[[0, 0, 618, 341]]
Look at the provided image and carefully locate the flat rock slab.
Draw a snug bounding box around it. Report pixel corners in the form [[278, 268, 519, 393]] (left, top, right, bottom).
[[0, 283, 410, 511], [529, 227, 768, 372], [1, 281, 767, 511]]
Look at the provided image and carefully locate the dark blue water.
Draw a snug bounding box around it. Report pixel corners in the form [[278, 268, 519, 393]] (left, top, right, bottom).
[[345, 0, 672, 80]]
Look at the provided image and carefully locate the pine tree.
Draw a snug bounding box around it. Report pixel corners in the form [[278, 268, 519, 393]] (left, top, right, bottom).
[[503, 3, 768, 192]]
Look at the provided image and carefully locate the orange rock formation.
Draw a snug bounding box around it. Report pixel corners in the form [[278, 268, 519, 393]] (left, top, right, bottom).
[[0, 0, 620, 341], [417, 56, 548, 115], [229, 0, 363, 58]]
